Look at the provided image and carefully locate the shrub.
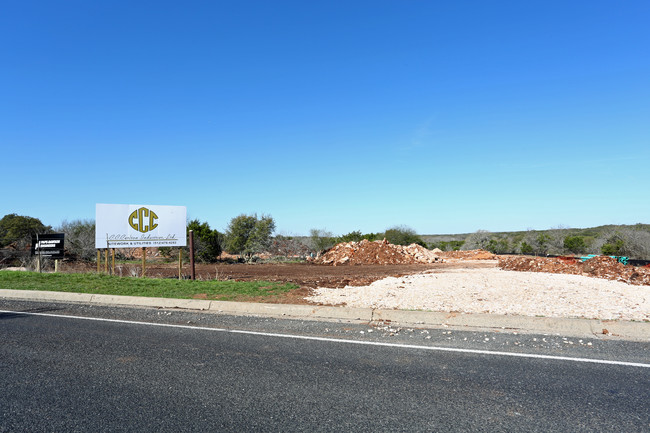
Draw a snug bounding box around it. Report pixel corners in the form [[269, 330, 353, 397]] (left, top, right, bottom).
[[564, 236, 587, 254], [225, 214, 275, 261], [309, 229, 336, 256], [383, 225, 426, 247], [0, 214, 51, 248], [461, 230, 492, 250], [519, 242, 534, 255], [58, 219, 96, 261]]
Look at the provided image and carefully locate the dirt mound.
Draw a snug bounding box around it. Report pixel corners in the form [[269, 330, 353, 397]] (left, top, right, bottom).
[[315, 239, 443, 266], [438, 249, 497, 260], [498, 255, 650, 286]]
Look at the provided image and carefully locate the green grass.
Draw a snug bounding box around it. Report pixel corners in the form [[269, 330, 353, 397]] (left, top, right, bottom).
[[0, 271, 298, 301]]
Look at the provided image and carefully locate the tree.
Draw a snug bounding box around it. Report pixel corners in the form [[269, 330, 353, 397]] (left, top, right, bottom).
[[519, 241, 534, 255], [461, 230, 492, 250], [58, 219, 96, 261], [337, 230, 365, 243], [564, 236, 587, 254], [520, 229, 552, 255], [547, 225, 570, 255], [225, 214, 275, 261], [309, 228, 336, 257], [0, 214, 51, 248], [595, 227, 650, 259], [486, 238, 510, 254], [601, 239, 624, 256], [267, 235, 311, 258], [336, 230, 380, 244], [187, 219, 223, 263], [383, 225, 426, 247], [429, 240, 465, 251]]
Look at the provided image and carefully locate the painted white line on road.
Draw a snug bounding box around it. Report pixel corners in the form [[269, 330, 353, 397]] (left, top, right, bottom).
[[3, 309, 649, 368]]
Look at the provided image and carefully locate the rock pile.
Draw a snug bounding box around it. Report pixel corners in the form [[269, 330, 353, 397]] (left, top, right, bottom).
[[315, 239, 443, 266], [498, 255, 650, 286]]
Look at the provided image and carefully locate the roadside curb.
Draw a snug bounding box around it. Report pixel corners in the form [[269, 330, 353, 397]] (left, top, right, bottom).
[[1, 289, 648, 341]]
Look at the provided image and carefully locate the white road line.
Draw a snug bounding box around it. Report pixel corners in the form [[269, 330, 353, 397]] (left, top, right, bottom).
[[3, 309, 649, 368]]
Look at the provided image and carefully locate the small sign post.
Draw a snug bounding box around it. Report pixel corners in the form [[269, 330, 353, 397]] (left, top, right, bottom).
[[31, 233, 65, 272]]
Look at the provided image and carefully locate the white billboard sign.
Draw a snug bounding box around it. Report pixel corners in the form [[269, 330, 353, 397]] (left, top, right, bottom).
[[95, 204, 187, 248]]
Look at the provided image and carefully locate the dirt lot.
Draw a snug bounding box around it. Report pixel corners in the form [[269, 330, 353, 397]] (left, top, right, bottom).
[[64, 260, 492, 305], [56, 245, 649, 315]]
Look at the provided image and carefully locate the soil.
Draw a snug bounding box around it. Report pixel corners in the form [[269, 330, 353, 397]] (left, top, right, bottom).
[[498, 255, 650, 286], [59, 259, 493, 305]]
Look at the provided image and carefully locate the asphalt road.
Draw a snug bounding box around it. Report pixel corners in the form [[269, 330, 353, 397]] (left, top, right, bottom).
[[1, 300, 649, 432]]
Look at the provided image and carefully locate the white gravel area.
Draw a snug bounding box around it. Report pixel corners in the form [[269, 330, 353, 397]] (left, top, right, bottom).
[[306, 268, 650, 321]]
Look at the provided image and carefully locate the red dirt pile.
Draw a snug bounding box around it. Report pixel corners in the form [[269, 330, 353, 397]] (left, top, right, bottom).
[[498, 255, 650, 286], [438, 249, 496, 260], [315, 239, 443, 266]]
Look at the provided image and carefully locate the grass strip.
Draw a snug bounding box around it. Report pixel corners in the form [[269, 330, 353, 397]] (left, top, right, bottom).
[[0, 271, 298, 301]]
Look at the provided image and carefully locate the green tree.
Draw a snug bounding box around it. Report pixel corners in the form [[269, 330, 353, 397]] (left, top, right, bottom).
[[336, 230, 380, 244], [486, 238, 510, 254], [536, 233, 552, 255], [519, 241, 534, 255], [564, 236, 587, 254], [225, 214, 275, 261], [337, 230, 364, 243], [383, 225, 426, 247], [0, 214, 51, 247], [601, 239, 624, 256], [187, 219, 223, 263]]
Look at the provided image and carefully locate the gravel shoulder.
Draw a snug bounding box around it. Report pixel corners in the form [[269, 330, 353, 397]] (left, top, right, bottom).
[[307, 261, 650, 321]]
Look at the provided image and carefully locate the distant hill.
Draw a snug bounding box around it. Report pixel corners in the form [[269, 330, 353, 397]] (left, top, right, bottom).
[[421, 223, 650, 243], [292, 224, 650, 259]]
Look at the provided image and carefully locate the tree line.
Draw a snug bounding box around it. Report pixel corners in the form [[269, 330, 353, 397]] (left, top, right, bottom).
[[0, 213, 277, 266], [444, 225, 650, 259], [2, 213, 650, 266]]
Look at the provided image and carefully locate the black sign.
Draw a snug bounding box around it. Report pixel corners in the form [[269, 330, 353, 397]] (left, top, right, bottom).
[[31, 233, 65, 259]]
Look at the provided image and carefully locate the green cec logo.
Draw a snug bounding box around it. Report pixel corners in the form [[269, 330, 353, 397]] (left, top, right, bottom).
[[128, 207, 159, 233]]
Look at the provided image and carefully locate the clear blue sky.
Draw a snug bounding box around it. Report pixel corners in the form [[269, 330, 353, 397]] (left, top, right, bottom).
[[2, 1, 649, 236]]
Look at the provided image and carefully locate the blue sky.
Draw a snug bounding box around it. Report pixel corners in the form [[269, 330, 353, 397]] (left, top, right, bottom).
[[2, 1, 649, 236]]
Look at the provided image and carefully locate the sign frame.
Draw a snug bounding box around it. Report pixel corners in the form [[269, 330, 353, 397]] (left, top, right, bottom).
[[95, 204, 187, 249], [31, 233, 65, 259]]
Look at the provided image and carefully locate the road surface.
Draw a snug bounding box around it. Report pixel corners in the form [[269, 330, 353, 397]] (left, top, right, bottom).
[[1, 300, 649, 432]]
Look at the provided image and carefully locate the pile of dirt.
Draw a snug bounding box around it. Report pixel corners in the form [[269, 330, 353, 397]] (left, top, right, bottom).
[[438, 249, 497, 260], [498, 255, 650, 286], [315, 239, 443, 266]]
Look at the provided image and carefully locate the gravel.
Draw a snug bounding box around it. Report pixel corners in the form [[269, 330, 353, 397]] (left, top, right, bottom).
[[306, 268, 650, 321]]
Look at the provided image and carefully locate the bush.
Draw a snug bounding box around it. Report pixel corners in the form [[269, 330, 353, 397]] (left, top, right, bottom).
[[461, 230, 492, 250], [0, 214, 51, 248], [383, 225, 426, 247], [188, 219, 223, 263], [601, 240, 624, 256], [519, 242, 534, 255], [336, 230, 380, 244], [486, 238, 510, 254], [58, 219, 96, 261], [564, 236, 587, 254], [225, 214, 275, 261], [309, 229, 336, 256], [429, 240, 464, 251]]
